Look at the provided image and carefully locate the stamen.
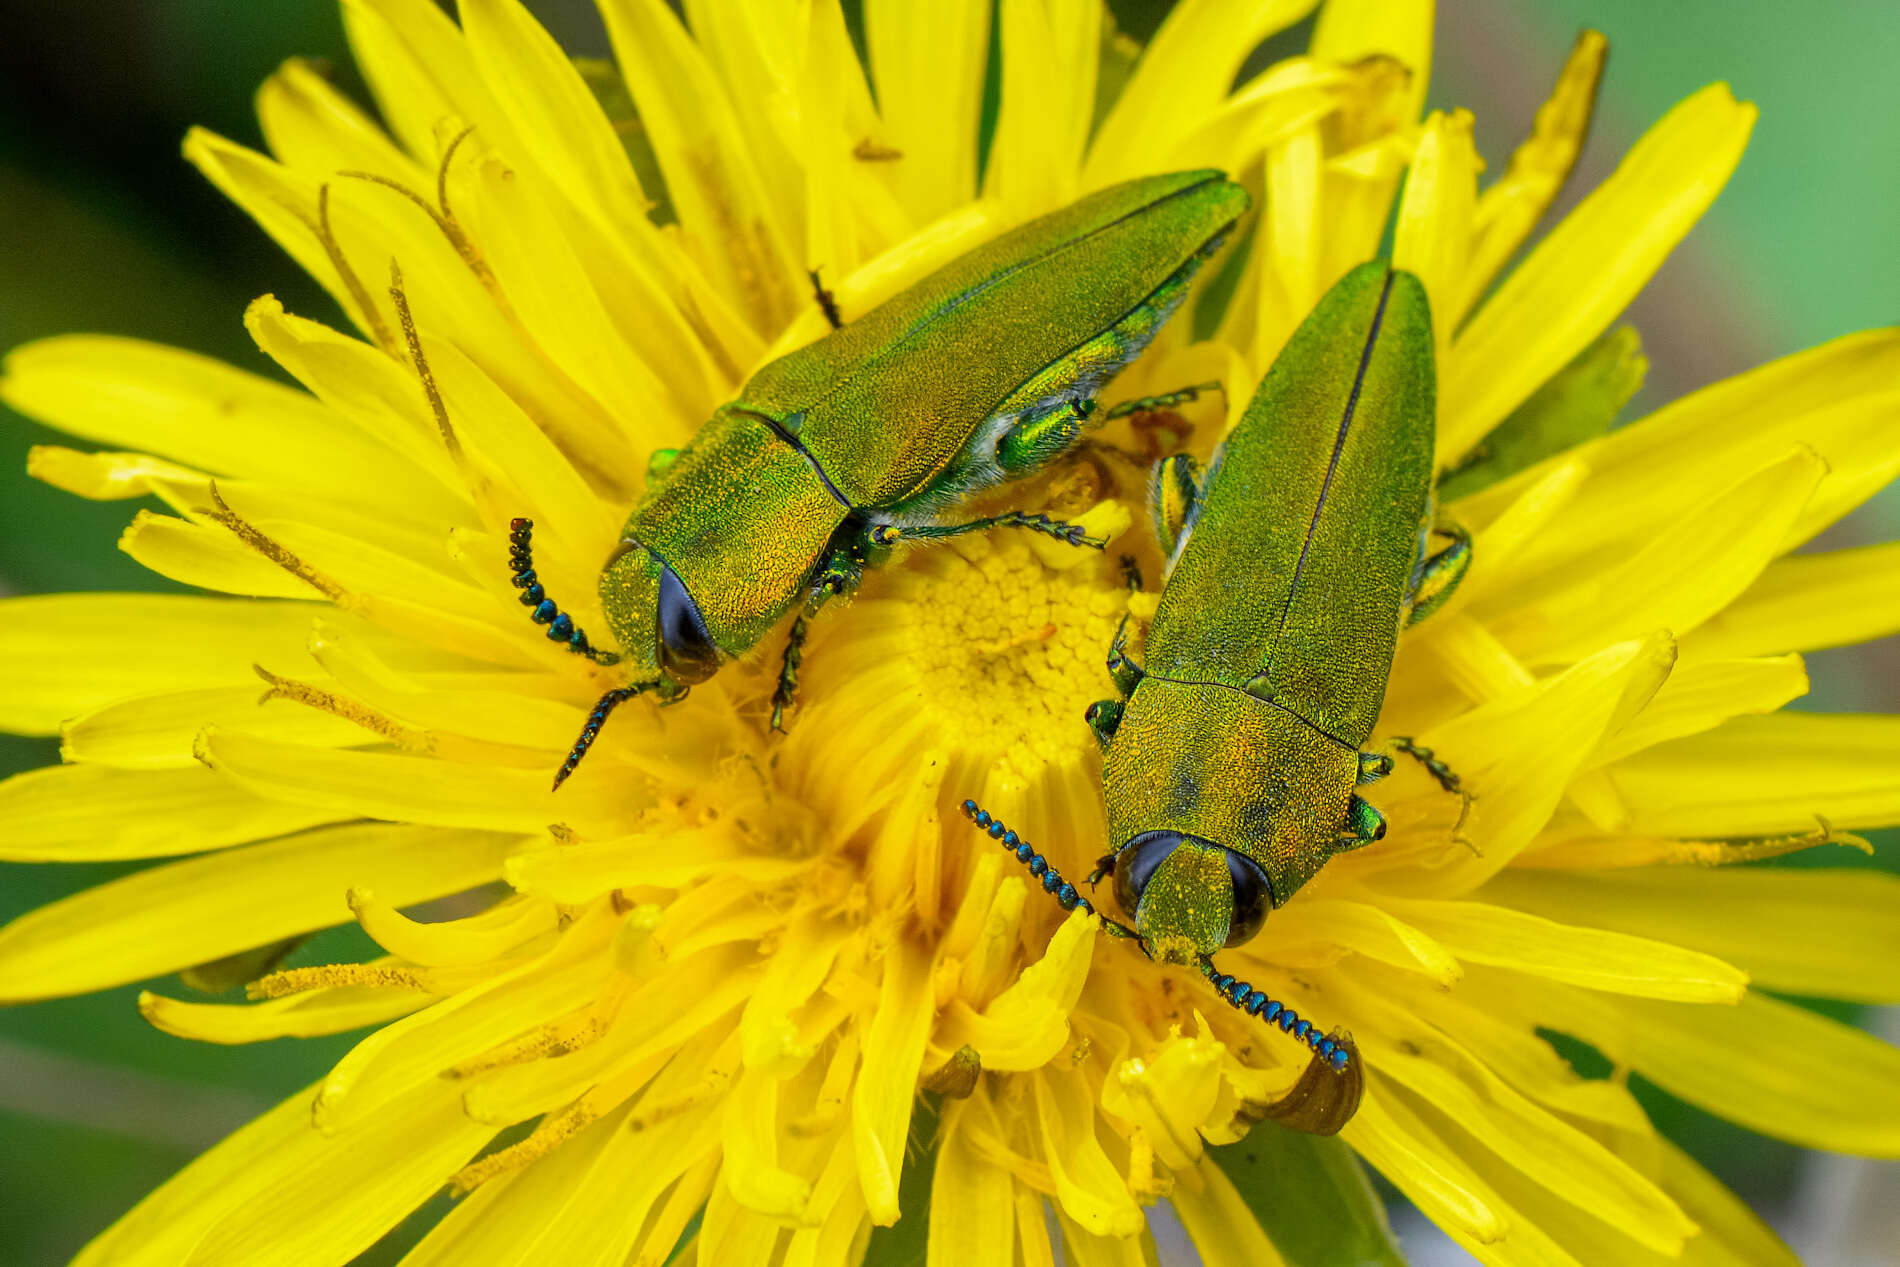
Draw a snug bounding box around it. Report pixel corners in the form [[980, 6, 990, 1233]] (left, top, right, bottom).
[[311, 182, 399, 354], [202, 482, 348, 601], [387, 262, 466, 462], [253, 664, 429, 752], [247, 963, 429, 999], [443, 1003, 617, 1080], [450, 1097, 600, 1195]]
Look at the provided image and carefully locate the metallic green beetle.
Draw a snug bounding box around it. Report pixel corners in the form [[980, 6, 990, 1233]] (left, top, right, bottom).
[[962, 261, 1469, 1133], [508, 171, 1249, 786]]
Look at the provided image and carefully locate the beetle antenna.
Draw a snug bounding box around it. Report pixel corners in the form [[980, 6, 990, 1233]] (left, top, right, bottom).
[[553, 681, 658, 790], [507, 519, 620, 666], [1196, 958, 1353, 1074], [958, 799, 1136, 935]]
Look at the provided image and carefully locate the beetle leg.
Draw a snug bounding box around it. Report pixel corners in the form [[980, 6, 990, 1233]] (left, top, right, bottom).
[[1336, 794, 1386, 852], [1086, 852, 1117, 887], [1356, 751, 1395, 785], [871, 510, 1106, 551], [769, 614, 812, 733], [504, 519, 622, 666], [646, 447, 681, 483], [1106, 613, 1144, 697], [769, 553, 860, 731], [807, 267, 844, 330], [1390, 736, 1463, 794], [1403, 521, 1472, 627], [1149, 452, 1205, 561], [1084, 699, 1123, 752], [1102, 380, 1225, 422]]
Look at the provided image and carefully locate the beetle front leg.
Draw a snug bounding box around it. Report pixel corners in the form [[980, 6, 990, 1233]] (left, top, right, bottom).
[[1403, 520, 1472, 628], [770, 552, 860, 732], [871, 510, 1106, 551]]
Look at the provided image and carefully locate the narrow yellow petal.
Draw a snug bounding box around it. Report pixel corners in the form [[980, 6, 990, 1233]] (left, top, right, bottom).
[[862, 0, 993, 224], [1101, 1024, 1224, 1171], [0, 595, 324, 735], [0, 762, 337, 862], [1462, 31, 1607, 322], [1085, 0, 1319, 187], [1592, 654, 1807, 766], [1170, 1156, 1290, 1267], [1265, 898, 1462, 986], [1441, 85, 1756, 458], [1392, 109, 1476, 351], [1035, 1068, 1143, 1238], [196, 728, 636, 836], [595, 0, 803, 332], [1334, 977, 1694, 1252], [1607, 712, 1900, 836], [72, 1080, 490, 1267], [1485, 868, 1900, 1004], [1383, 897, 1747, 1002], [26, 445, 207, 502], [1657, 1137, 1800, 1267], [928, 1097, 1017, 1267], [1616, 991, 1900, 1157], [0, 335, 429, 510], [721, 1069, 812, 1221], [851, 937, 935, 1224], [1309, 0, 1433, 119], [1343, 1092, 1505, 1245], [0, 823, 513, 1000], [1484, 448, 1825, 666], [256, 56, 419, 184], [1689, 540, 1900, 659], [936, 907, 1095, 1070], [986, 0, 1100, 215], [338, 0, 515, 161], [350, 889, 557, 968], [140, 983, 432, 1044]]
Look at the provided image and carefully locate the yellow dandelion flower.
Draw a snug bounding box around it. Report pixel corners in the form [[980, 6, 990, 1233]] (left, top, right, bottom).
[[3, 3, 1900, 1266]]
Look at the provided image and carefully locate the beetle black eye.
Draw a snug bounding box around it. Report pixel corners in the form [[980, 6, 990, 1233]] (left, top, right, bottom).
[[656, 562, 720, 684], [1223, 850, 1273, 947], [1113, 831, 1187, 918]]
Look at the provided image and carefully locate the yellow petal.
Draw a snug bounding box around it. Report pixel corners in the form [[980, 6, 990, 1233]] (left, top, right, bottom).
[[0, 822, 513, 1000], [851, 937, 936, 1225], [1266, 897, 1462, 986], [1591, 654, 1807, 767], [1382, 898, 1746, 1002], [1441, 85, 1756, 458], [1462, 31, 1607, 323], [722, 1069, 812, 1222], [1101, 1022, 1224, 1171], [1035, 1067, 1143, 1238], [936, 907, 1095, 1070], [1085, 0, 1319, 187], [1170, 1156, 1290, 1267], [1657, 1136, 1800, 1267], [26, 445, 207, 502], [196, 727, 637, 838], [1482, 448, 1826, 666], [0, 594, 325, 735], [1615, 991, 1900, 1157], [1309, 0, 1433, 119], [73, 1079, 490, 1267], [337, 0, 515, 161], [1334, 977, 1693, 1252], [1687, 540, 1900, 659], [0, 762, 337, 862], [140, 983, 432, 1044], [986, 0, 1100, 215], [928, 1096, 1018, 1267], [0, 335, 432, 511], [1343, 1091, 1505, 1245], [595, 0, 803, 332], [1484, 868, 1900, 1004], [350, 889, 557, 968], [861, 0, 993, 224], [1392, 109, 1476, 351], [1606, 712, 1900, 836], [256, 55, 419, 184]]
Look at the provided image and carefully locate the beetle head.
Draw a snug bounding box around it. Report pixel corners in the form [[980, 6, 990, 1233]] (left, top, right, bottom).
[[599, 539, 724, 686], [1113, 830, 1272, 963]]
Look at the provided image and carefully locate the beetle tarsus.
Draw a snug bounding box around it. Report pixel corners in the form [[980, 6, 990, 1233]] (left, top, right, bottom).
[[808, 267, 844, 330], [508, 519, 621, 666], [1390, 736, 1463, 794], [771, 614, 811, 732], [875, 511, 1105, 551]]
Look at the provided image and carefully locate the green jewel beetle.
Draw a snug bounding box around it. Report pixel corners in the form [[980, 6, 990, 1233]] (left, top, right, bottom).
[[962, 261, 1470, 1134], [508, 170, 1248, 787]]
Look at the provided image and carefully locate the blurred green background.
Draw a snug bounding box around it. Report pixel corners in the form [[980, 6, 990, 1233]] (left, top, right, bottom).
[[0, 2, 1895, 1264]]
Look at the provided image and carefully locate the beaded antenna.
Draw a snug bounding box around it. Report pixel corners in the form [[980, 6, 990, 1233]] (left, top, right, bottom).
[[507, 518, 620, 666], [959, 798, 1363, 1133]]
